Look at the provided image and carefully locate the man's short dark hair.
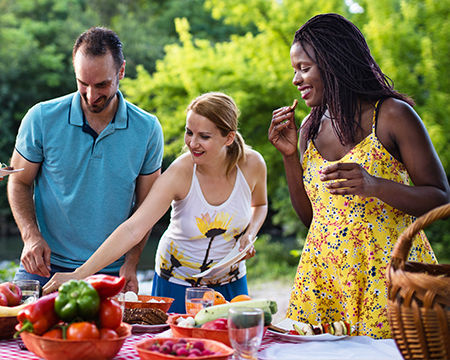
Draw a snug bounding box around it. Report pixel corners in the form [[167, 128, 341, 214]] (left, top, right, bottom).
[[73, 27, 124, 70]]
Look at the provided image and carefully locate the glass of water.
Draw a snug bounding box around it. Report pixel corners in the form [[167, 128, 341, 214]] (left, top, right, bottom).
[[228, 307, 264, 360], [13, 279, 40, 303], [185, 287, 214, 315]]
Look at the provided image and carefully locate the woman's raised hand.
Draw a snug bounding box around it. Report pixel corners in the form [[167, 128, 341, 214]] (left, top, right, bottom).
[[268, 99, 299, 156]]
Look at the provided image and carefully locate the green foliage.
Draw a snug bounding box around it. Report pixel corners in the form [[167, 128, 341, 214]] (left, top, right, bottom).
[[0, 0, 449, 263], [0, 261, 19, 282], [122, 0, 449, 255], [245, 234, 299, 283]]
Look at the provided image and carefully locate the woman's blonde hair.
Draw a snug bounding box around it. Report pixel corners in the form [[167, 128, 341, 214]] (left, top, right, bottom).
[[187, 92, 247, 175]]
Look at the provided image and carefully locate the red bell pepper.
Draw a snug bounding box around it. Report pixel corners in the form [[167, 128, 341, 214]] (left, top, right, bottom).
[[84, 274, 125, 299], [15, 292, 59, 336]]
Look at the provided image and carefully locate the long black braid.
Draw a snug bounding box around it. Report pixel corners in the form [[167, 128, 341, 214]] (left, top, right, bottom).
[[294, 13, 413, 145]]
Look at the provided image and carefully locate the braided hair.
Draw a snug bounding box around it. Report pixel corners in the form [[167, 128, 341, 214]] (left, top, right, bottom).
[[294, 13, 413, 144]]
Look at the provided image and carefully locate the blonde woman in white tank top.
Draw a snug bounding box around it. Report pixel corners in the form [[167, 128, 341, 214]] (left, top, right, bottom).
[[44, 92, 268, 312]]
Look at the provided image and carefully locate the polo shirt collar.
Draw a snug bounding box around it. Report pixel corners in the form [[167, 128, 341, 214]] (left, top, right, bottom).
[[69, 90, 128, 129]]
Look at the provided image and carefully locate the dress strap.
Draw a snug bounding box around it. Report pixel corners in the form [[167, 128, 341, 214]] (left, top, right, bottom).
[[372, 98, 387, 131]]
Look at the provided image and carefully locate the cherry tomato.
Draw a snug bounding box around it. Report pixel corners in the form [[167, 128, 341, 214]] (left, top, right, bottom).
[[42, 328, 63, 339], [200, 318, 228, 330], [66, 322, 100, 340], [99, 328, 119, 340], [99, 298, 122, 329]]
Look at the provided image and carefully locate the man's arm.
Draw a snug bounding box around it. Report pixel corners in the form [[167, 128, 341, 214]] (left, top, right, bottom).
[[7, 150, 51, 277], [119, 169, 161, 292]]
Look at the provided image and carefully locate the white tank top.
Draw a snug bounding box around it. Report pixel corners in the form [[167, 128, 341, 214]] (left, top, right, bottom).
[[155, 164, 252, 286]]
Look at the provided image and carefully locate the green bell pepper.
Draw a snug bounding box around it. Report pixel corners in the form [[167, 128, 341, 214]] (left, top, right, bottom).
[[54, 279, 100, 322]]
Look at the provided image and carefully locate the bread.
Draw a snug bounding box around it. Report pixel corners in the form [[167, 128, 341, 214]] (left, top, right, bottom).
[[123, 307, 168, 325]]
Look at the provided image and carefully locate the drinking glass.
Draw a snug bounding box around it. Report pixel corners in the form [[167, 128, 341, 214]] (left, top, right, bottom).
[[13, 279, 40, 303], [228, 307, 264, 360], [185, 287, 214, 315]]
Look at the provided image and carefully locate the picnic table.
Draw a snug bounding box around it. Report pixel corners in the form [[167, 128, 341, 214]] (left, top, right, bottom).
[[0, 328, 403, 360]]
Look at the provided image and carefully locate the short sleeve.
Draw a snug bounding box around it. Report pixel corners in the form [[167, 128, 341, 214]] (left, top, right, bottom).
[[15, 104, 44, 163], [141, 115, 164, 175]]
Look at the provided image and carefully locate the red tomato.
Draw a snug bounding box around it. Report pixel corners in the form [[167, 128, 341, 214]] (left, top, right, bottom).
[[42, 328, 63, 339], [66, 322, 100, 340], [99, 298, 122, 329], [99, 328, 119, 340]]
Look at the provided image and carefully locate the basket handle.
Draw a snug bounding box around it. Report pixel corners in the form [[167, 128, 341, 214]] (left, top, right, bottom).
[[391, 203, 450, 264]]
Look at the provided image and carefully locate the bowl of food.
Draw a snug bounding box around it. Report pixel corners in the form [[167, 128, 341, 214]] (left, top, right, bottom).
[[167, 314, 231, 346], [0, 316, 18, 339], [17, 322, 131, 360], [135, 337, 234, 360], [123, 293, 174, 313], [168, 314, 269, 347]]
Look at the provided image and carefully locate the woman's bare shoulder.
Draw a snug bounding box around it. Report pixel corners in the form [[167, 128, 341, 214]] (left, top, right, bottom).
[[163, 153, 194, 199]]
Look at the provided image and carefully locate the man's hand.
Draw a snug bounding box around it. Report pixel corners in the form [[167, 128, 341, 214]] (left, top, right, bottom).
[[119, 262, 139, 294], [21, 236, 51, 278]]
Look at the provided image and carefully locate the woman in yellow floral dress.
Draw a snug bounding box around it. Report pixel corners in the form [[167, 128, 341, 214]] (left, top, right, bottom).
[[268, 14, 449, 338], [44, 92, 268, 312]]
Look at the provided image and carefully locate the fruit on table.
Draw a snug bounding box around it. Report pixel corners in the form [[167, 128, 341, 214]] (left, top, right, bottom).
[[200, 318, 228, 330], [84, 274, 125, 299], [55, 279, 100, 321], [203, 290, 227, 305], [99, 298, 122, 330], [230, 294, 252, 303], [0, 282, 22, 306], [66, 321, 100, 340], [15, 292, 59, 336], [0, 292, 7, 306], [147, 338, 217, 357], [194, 298, 277, 326], [0, 302, 29, 317]]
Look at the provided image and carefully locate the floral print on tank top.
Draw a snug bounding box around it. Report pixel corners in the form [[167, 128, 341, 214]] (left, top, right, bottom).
[[287, 101, 437, 339]]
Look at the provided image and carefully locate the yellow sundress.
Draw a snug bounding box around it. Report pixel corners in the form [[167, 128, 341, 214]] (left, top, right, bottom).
[[286, 100, 437, 339]]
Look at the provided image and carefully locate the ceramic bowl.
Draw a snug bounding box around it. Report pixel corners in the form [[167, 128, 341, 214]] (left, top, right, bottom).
[[135, 337, 234, 360], [125, 295, 174, 313], [17, 322, 131, 360]]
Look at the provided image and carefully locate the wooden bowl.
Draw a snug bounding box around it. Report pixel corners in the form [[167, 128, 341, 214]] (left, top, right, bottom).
[[0, 316, 18, 339], [135, 337, 234, 360], [125, 295, 174, 312], [17, 322, 131, 360]]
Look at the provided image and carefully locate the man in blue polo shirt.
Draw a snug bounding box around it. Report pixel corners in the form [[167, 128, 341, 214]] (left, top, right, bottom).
[[7, 27, 164, 292]]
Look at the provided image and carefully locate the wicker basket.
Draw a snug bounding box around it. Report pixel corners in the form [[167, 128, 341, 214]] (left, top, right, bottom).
[[387, 203, 450, 360]]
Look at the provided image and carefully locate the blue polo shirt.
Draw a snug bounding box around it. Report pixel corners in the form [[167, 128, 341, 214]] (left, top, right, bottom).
[[15, 90, 164, 272]]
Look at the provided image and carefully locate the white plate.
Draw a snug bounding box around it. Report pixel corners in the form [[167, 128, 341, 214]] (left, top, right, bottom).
[[0, 168, 24, 176], [267, 318, 349, 342], [131, 323, 170, 334], [192, 237, 257, 278]]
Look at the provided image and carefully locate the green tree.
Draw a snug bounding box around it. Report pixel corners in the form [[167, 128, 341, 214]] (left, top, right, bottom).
[[122, 0, 449, 257]]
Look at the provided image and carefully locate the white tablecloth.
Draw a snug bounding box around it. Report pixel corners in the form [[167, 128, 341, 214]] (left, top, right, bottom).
[[258, 335, 402, 360]]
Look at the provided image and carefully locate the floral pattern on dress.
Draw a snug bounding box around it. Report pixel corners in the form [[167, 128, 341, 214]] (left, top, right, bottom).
[[287, 102, 437, 339]]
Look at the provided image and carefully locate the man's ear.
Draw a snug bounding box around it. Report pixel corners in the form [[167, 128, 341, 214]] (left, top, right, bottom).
[[118, 60, 126, 80]]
